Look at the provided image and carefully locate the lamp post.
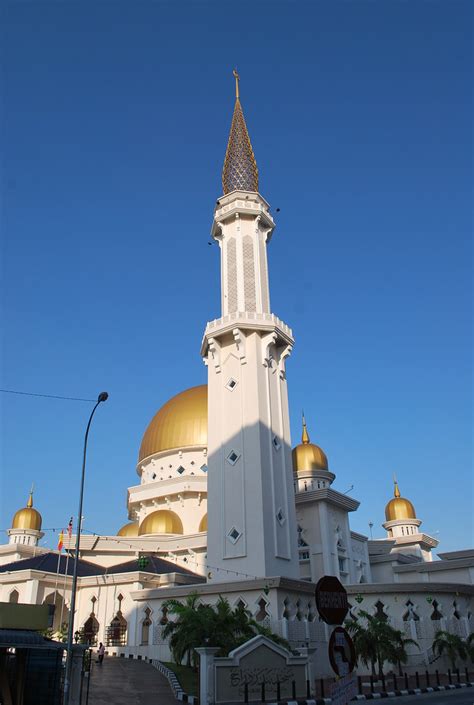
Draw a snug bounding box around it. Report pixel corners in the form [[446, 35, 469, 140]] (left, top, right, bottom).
[[63, 391, 108, 705]]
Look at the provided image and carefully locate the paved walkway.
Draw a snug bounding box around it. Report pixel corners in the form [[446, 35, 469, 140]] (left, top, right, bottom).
[[87, 657, 179, 705]]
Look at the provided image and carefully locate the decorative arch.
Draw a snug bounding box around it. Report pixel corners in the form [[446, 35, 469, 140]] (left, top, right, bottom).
[[106, 593, 127, 646], [374, 600, 389, 622], [403, 599, 420, 621], [9, 589, 19, 604], [255, 596, 270, 622], [42, 591, 69, 633], [83, 614, 100, 646], [141, 606, 152, 645]]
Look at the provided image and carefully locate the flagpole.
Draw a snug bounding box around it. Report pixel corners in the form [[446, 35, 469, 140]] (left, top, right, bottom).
[[59, 550, 70, 634], [54, 549, 61, 597], [59, 519, 73, 636]]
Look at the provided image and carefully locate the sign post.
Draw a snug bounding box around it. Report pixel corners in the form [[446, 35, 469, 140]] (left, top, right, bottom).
[[315, 576, 357, 705]]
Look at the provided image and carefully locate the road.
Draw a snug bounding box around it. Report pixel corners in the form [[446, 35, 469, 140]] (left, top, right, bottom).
[[381, 686, 474, 705]]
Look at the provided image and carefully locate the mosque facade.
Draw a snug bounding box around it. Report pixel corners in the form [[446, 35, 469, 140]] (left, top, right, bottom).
[[1, 76, 473, 676]]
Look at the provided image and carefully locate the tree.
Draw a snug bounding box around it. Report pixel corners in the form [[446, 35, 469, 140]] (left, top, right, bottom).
[[432, 630, 467, 670], [161, 593, 211, 668], [389, 628, 419, 676], [345, 610, 418, 677], [464, 633, 474, 663], [161, 593, 288, 668]]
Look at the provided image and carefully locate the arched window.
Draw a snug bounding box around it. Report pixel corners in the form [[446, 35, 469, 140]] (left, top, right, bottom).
[[106, 594, 127, 646], [374, 600, 388, 622], [403, 600, 420, 621], [141, 608, 152, 645], [83, 614, 100, 646], [430, 600, 443, 621], [255, 598, 269, 622], [9, 589, 19, 604]]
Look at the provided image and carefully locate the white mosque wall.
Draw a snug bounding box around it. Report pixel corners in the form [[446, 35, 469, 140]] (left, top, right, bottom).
[[296, 500, 370, 586], [109, 579, 474, 675], [393, 562, 474, 585]]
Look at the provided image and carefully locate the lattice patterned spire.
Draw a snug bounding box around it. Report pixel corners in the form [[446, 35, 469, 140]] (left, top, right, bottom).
[[222, 70, 259, 194]]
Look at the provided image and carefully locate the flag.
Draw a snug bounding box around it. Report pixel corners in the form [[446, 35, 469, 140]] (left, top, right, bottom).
[[67, 517, 73, 537], [57, 530, 64, 552]]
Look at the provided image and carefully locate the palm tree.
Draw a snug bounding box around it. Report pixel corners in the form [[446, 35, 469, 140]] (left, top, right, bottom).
[[432, 630, 467, 670], [161, 593, 288, 667], [388, 628, 419, 676], [465, 633, 474, 663], [162, 593, 211, 667], [345, 610, 418, 677], [345, 614, 378, 676]]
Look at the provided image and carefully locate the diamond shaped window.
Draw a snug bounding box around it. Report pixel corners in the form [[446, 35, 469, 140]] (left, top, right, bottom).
[[226, 450, 240, 466], [177, 466, 185, 475], [226, 378, 237, 391], [276, 508, 286, 525], [227, 527, 242, 544]]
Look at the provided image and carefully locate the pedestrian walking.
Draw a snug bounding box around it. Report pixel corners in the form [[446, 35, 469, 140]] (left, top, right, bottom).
[[97, 642, 105, 664]]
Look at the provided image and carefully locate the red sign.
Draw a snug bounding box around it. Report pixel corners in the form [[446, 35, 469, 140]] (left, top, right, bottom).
[[315, 576, 349, 625], [328, 626, 356, 677]]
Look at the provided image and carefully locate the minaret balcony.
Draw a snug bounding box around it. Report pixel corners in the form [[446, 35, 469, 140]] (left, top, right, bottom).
[[212, 190, 275, 239], [201, 311, 293, 355]]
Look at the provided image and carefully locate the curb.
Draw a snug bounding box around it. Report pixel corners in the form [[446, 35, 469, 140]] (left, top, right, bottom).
[[351, 681, 474, 700], [267, 681, 474, 704], [150, 659, 199, 704]]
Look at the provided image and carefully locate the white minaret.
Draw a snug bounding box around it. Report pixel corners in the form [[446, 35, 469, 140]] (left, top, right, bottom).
[[201, 72, 299, 581], [8, 489, 44, 547], [383, 478, 438, 561]]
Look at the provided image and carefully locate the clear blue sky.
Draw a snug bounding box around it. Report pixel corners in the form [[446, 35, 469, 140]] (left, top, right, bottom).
[[1, 1, 472, 554]]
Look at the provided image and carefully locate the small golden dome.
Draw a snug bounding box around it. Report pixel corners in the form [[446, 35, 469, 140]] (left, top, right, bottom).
[[198, 514, 207, 532], [117, 522, 139, 537], [385, 480, 416, 521], [138, 510, 183, 535], [292, 415, 328, 473], [12, 491, 42, 531], [139, 385, 207, 462]]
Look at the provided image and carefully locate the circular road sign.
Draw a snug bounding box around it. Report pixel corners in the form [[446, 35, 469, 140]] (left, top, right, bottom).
[[315, 575, 349, 625], [328, 626, 356, 677]]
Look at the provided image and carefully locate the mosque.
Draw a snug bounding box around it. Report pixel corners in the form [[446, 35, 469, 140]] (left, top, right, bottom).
[[1, 74, 472, 674]]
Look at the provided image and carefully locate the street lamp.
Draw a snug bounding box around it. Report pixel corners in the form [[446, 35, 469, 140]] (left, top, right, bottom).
[[63, 391, 108, 705]]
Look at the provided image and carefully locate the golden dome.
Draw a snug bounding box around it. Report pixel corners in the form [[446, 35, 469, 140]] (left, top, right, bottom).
[[117, 522, 139, 537], [292, 415, 328, 473], [198, 514, 207, 532], [138, 510, 183, 535], [12, 491, 42, 531], [139, 385, 208, 462], [385, 481, 416, 521]]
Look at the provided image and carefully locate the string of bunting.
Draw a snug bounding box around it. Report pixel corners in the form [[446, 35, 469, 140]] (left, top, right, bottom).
[[0, 523, 271, 586], [80, 530, 266, 583]]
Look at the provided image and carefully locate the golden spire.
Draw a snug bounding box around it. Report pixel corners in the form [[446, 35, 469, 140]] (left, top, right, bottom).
[[302, 412, 310, 444], [393, 474, 401, 498], [233, 68, 240, 99], [222, 69, 259, 195], [27, 483, 34, 508]]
